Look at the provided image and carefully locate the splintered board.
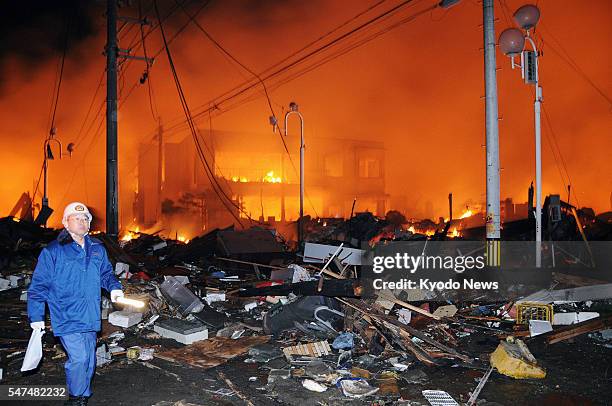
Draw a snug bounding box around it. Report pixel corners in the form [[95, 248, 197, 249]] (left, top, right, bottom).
[[155, 336, 269, 369], [282, 340, 332, 360]]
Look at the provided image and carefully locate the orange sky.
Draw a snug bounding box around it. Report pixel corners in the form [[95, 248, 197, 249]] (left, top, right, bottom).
[[0, 0, 610, 229]]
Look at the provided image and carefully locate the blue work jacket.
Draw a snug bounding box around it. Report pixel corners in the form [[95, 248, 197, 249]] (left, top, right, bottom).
[[27, 230, 122, 336]]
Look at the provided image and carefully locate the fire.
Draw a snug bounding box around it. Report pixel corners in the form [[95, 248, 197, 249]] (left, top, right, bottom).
[[120, 226, 140, 242], [449, 227, 461, 238], [459, 209, 473, 219], [262, 170, 282, 183], [231, 176, 249, 182], [177, 235, 190, 243], [407, 225, 435, 236]]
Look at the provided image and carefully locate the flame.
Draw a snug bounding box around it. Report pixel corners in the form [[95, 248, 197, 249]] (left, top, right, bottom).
[[407, 225, 435, 236], [459, 209, 473, 219], [449, 227, 461, 238], [262, 170, 282, 183], [120, 226, 140, 242], [231, 176, 249, 182], [177, 235, 190, 243]]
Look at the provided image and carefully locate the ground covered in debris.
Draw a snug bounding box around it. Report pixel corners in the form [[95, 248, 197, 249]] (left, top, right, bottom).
[[4, 326, 612, 405], [1, 213, 612, 405]]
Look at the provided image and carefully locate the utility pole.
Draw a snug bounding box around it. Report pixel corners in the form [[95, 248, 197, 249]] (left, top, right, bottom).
[[105, 1, 154, 238], [157, 120, 163, 221], [483, 0, 501, 266], [106, 0, 119, 238]]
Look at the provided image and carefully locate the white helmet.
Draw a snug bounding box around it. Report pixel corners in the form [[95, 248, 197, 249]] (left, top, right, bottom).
[[62, 202, 92, 223]]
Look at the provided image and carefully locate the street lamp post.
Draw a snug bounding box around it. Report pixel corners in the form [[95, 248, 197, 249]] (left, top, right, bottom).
[[498, 4, 543, 267], [284, 102, 305, 248], [42, 129, 63, 227]]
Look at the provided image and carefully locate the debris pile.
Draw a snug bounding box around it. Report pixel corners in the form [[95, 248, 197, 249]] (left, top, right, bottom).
[[0, 211, 611, 404]]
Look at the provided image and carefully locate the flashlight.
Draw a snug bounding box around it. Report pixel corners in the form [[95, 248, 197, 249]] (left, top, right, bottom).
[[116, 296, 145, 308]]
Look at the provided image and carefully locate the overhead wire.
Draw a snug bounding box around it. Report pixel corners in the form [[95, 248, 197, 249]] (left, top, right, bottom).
[[160, 0, 430, 134], [174, 0, 322, 217], [153, 0, 247, 227]]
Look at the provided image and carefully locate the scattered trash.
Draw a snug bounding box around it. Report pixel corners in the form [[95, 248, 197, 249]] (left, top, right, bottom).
[[126, 346, 141, 360], [302, 379, 327, 392], [422, 390, 459, 406], [553, 312, 600, 325], [96, 344, 112, 366], [397, 308, 412, 325], [153, 318, 209, 345], [337, 378, 379, 398], [433, 304, 458, 318], [467, 366, 494, 405], [204, 292, 226, 305], [1, 209, 610, 404], [138, 347, 155, 361], [529, 320, 553, 337], [160, 276, 205, 315], [283, 340, 332, 361], [332, 332, 354, 350], [490, 337, 546, 379], [108, 311, 143, 328]]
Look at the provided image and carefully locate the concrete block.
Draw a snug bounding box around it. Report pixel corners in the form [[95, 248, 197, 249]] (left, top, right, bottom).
[[108, 311, 142, 328], [153, 318, 208, 345]]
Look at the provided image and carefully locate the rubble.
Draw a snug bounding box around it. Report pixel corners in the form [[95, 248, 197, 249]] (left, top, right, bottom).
[[0, 210, 611, 405], [108, 310, 142, 328], [153, 318, 209, 344], [490, 337, 546, 379]]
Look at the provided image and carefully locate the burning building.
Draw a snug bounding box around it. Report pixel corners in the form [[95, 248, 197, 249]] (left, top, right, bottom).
[[135, 129, 387, 237]]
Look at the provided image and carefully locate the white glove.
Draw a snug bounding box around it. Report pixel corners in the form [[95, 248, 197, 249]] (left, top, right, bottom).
[[110, 290, 124, 303], [30, 321, 45, 330]]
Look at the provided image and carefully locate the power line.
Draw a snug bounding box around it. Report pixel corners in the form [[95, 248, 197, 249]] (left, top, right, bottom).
[[175, 0, 322, 217], [153, 0, 246, 227], [539, 24, 612, 109], [146, 0, 435, 220], [541, 103, 581, 208], [162, 0, 431, 134], [49, 21, 70, 132], [139, 0, 160, 122]]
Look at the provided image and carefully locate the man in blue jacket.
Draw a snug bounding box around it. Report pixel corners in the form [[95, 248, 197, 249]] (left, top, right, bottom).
[[28, 202, 124, 406]]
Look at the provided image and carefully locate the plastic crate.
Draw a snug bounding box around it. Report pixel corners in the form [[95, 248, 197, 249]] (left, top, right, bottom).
[[516, 302, 553, 325]]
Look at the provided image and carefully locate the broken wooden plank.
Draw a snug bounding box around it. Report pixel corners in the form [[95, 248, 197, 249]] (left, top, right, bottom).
[[217, 371, 255, 406], [339, 298, 472, 363], [546, 314, 612, 344], [314, 264, 440, 320]]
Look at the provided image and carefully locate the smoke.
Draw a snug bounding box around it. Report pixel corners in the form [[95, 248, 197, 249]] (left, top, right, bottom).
[[0, 0, 610, 233]]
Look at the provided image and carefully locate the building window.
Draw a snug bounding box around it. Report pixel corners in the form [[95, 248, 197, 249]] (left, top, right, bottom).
[[358, 157, 380, 178], [324, 154, 343, 177]]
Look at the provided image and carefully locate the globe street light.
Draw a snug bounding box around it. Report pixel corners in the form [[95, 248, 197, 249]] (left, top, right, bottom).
[[498, 4, 543, 267]]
